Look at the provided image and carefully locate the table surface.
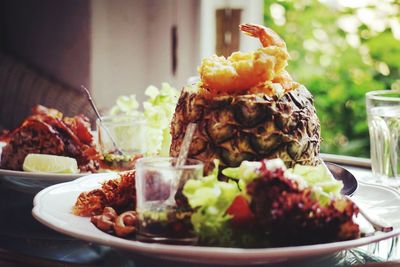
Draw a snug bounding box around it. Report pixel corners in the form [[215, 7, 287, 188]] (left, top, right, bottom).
[[0, 156, 399, 267]]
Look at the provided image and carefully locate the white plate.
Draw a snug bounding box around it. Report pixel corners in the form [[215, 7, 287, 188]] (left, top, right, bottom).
[[0, 168, 83, 182], [0, 142, 93, 193], [0, 168, 88, 194], [32, 173, 400, 265]]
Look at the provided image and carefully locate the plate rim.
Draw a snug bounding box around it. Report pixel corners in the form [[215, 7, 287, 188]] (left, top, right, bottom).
[[32, 172, 400, 263], [0, 168, 85, 181]]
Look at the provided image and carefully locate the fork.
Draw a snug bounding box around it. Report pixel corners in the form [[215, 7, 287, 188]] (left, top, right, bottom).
[[321, 161, 393, 235], [345, 195, 393, 234]]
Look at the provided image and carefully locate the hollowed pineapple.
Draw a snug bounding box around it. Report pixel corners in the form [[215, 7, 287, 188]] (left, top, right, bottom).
[[170, 23, 321, 173], [170, 84, 321, 174]]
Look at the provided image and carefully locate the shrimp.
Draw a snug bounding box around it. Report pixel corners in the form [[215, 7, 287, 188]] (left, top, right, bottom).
[[240, 23, 286, 48], [272, 70, 299, 92], [199, 24, 290, 95], [248, 71, 299, 96]]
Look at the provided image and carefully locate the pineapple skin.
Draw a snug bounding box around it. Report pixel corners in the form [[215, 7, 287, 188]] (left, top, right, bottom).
[[170, 85, 321, 174]]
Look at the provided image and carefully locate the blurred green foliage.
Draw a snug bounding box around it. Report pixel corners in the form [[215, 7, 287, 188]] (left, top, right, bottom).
[[264, 0, 400, 157]]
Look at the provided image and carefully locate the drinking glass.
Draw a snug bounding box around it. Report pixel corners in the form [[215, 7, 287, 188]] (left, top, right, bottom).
[[135, 157, 204, 244], [97, 115, 146, 170], [366, 90, 400, 187]]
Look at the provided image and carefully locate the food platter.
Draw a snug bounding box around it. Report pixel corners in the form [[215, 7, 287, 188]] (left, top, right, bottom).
[[0, 140, 117, 194], [0, 142, 91, 193], [32, 167, 400, 265], [7, 22, 400, 265]]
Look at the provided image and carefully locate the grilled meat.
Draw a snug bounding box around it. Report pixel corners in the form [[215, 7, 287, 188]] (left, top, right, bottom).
[[0, 105, 100, 172]]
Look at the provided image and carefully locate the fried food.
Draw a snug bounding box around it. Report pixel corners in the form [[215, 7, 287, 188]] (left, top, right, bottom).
[[0, 105, 100, 172], [198, 24, 290, 95], [73, 171, 136, 216]]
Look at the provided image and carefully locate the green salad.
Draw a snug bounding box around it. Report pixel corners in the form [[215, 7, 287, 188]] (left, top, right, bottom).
[[182, 158, 359, 248]]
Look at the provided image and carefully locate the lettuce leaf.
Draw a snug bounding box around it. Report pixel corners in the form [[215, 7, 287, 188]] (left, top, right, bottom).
[[182, 161, 241, 246], [223, 159, 344, 206], [222, 160, 262, 190], [288, 163, 344, 206], [110, 83, 178, 156]]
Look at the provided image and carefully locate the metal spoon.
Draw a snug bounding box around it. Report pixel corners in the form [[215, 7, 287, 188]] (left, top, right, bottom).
[[176, 123, 197, 167], [165, 123, 197, 206], [81, 85, 126, 156]]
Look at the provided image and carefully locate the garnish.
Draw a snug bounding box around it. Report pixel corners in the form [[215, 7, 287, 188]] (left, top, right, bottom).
[[23, 153, 79, 174], [103, 153, 136, 163]]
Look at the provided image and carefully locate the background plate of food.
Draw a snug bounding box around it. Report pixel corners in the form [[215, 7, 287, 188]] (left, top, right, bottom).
[[32, 169, 400, 265], [0, 81, 180, 194], [0, 105, 103, 193], [0, 149, 97, 194], [0, 165, 86, 194]]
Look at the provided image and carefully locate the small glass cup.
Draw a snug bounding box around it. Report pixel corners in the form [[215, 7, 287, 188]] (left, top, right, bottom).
[[97, 115, 146, 170], [366, 90, 400, 187], [135, 157, 204, 244]]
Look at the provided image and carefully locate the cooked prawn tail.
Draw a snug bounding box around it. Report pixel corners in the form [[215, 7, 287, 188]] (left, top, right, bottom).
[[239, 23, 286, 48], [239, 23, 264, 38]]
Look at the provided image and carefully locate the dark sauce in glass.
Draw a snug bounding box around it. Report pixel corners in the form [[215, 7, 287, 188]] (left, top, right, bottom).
[[137, 208, 197, 245]]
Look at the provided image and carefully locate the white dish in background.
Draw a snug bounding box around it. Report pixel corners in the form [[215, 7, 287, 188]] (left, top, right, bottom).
[[0, 141, 97, 194], [32, 173, 400, 265], [0, 168, 88, 194], [0, 168, 83, 182]]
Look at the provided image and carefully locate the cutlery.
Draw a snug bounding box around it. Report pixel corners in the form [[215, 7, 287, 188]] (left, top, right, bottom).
[[322, 161, 393, 235], [345, 195, 393, 234], [81, 85, 126, 157]]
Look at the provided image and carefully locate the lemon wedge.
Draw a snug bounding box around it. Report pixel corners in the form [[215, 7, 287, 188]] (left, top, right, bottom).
[[23, 154, 79, 174]]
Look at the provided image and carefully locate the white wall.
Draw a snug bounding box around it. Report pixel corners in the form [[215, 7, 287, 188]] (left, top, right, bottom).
[[91, 0, 149, 109], [90, 0, 263, 110], [91, 0, 200, 109], [147, 0, 200, 90]]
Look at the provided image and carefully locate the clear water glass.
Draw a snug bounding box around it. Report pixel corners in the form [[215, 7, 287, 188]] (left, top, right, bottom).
[[97, 115, 146, 154], [366, 90, 400, 187], [135, 157, 203, 244]]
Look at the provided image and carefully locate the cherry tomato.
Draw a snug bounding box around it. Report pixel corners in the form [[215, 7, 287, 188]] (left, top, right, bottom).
[[226, 195, 254, 226]]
